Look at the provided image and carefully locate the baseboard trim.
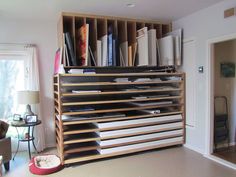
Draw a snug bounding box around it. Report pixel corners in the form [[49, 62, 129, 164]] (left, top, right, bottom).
[[204, 154, 236, 170], [184, 143, 236, 170], [184, 144, 204, 154]]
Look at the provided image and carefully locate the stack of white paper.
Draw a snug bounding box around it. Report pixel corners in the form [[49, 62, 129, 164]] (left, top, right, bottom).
[[137, 27, 149, 66], [72, 90, 101, 93], [148, 29, 157, 66], [114, 78, 130, 82], [158, 36, 174, 66], [120, 41, 128, 66], [97, 40, 102, 66], [133, 78, 151, 82], [101, 35, 108, 66], [166, 29, 183, 66]]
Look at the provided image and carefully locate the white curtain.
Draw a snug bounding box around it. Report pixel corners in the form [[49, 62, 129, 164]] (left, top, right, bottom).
[[25, 46, 46, 152]]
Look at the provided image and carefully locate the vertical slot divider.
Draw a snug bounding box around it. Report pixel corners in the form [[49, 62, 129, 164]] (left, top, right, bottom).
[[127, 22, 137, 66], [117, 20, 128, 66], [63, 16, 75, 67], [75, 17, 86, 66], [86, 18, 98, 66], [136, 22, 145, 31], [153, 24, 162, 39], [162, 24, 171, 36], [57, 16, 63, 47], [72, 17, 76, 59], [97, 19, 108, 66], [107, 19, 119, 67], [145, 23, 154, 30]]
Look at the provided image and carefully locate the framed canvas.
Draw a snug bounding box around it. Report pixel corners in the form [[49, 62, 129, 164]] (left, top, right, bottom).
[[221, 62, 235, 77], [25, 115, 38, 123]]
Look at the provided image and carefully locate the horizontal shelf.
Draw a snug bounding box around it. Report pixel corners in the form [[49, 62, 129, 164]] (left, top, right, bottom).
[[62, 88, 181, 97], [62, 96, 181, 106], [63, 122, 183, 144], [61, 80, 182, 87], [64, 139, 183, 164], [99, 122, 182, 140], [64, 142, 99, 154], [100, 137, 183, 154], [101, 129, 183, 149], [62, 103, 183, 115], [97, 114, 182, 130], [63, 124, 97, 135], [61, 111, 183, 125], [59, 72, 184, 77], [64, 136, 100, 144], [63, 118, 182, 135]]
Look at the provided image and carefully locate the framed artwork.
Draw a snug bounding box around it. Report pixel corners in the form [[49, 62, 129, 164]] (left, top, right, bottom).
[[25, 115, 38, 123], [13, 114, 22, 121], [221, 62, 235, 78]]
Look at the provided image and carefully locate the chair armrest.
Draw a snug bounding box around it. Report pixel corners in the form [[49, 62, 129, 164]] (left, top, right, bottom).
[[0, 137, 12, 163]]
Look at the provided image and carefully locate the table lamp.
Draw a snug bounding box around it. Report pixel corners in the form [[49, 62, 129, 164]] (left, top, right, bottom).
[[17, 91, 39, 118]]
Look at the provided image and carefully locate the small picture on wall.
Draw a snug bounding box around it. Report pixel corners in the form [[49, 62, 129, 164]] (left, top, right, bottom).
[[221, 62, 235, 78]]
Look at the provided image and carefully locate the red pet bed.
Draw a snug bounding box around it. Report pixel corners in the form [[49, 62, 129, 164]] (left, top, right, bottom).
[[29, 155, 63, 175]]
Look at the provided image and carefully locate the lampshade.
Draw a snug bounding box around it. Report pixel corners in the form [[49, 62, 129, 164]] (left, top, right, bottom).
[[17, 91, 39, 104]]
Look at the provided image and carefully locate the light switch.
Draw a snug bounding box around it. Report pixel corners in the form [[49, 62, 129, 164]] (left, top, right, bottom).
[[198, 66, 204, 73]]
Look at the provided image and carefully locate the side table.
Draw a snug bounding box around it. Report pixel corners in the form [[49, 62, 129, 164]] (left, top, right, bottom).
[[11, 120, 41, 160]]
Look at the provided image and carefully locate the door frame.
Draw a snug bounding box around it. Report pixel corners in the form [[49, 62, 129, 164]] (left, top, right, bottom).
[[205, 33, 236, 169]]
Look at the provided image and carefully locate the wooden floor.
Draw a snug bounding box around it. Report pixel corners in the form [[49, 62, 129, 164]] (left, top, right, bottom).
[[213, 145, 236, 164], [2, 146, 236, 177]]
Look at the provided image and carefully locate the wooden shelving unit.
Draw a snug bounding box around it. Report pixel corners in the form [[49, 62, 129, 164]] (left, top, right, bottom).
[[54, 70, 185, 165], [57, 12, 172, 67]]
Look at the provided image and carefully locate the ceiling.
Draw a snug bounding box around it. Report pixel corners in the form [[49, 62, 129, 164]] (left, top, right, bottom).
[[0, 0, 224, 22]]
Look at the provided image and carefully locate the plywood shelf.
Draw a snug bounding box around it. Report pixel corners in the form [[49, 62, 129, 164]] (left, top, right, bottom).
[[61, 111, 183, 125], [61, 80, 182, 87], [59, 72, 183, 77], [64, 142, 99, 154], [62, 103, 182, 115], [62, 96, 181, 106], [62, 88, 181, 97], [63, 119, 182, 136]]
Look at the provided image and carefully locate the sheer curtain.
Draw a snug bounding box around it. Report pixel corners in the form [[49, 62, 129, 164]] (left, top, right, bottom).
[[0, 44, 46, 152], [25, 45, 45, 152]]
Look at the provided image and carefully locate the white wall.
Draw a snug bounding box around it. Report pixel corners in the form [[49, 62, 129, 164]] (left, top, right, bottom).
[[214, 40, 236, 145], [0, 19, 58, 147], [173, 0, 236, 153]]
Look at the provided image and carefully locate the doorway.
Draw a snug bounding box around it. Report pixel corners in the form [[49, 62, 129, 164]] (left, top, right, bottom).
[[212, 40, 236, 164], [206, 34, 236, 168]]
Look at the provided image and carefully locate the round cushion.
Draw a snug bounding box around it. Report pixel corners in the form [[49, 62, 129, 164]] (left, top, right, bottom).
[[29, 155, 63, 175]]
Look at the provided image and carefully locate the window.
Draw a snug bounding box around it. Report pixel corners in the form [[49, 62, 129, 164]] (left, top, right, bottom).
[[0, 53, 29, 120]]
